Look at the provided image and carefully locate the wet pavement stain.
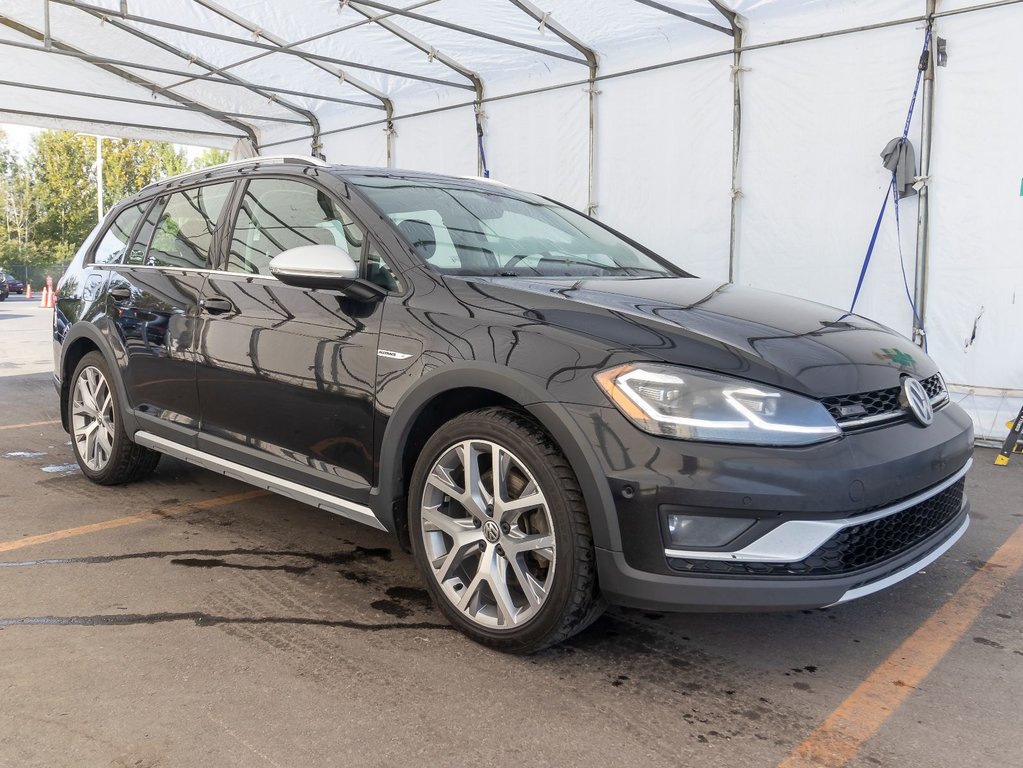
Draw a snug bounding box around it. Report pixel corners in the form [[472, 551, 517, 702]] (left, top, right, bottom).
[[170, 557, 312, 574], [2, 451, 47, 458], [0, 612, 452, 632], [0, 546, 392, 569], [370, 599, 412, 619], [973, 636, 1005, 649]]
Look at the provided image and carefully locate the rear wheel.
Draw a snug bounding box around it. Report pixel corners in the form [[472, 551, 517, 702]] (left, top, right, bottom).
[[409, 407, 603, 653], [68, 351, 160, 484]]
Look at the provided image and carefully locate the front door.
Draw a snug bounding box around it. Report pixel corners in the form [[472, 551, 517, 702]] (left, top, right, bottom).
[[195, 175, 388, 504]]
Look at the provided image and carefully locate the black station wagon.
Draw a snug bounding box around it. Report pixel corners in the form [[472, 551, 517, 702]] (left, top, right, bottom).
[[54, 155, 974, 652]]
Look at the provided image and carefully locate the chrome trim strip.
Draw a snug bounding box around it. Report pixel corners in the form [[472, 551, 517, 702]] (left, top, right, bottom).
[[837, 391, 949, 430], [831, 515, 970, 605], [663, 458, 972, 563], [133, 431, 386, 531]]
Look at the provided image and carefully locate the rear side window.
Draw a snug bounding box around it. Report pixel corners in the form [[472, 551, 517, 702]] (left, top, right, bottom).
[[141, 183, 233, 269], [226, 178, 364, 275], [92, 203, 146, 264]]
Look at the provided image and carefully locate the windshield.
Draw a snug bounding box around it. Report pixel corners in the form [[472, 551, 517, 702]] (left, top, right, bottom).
[[350, 175, 680, 278]]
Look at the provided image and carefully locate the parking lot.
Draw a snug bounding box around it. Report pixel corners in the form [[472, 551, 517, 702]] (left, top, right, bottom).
[[1, 294, 1021, 768]]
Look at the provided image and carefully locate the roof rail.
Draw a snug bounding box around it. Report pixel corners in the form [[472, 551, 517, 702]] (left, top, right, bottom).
[[146, 154, 328, 189]]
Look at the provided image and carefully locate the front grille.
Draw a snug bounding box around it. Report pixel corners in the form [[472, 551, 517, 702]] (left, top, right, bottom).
[[667, 478, 965, 578], [821, 373, 946, 427]]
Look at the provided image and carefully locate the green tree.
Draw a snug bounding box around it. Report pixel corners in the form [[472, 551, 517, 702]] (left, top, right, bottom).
[[30, 131, 95, 248], [191, 147, 230, 169]]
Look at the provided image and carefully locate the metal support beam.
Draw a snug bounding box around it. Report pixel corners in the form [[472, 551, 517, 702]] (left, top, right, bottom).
[[48, 0, 467, 92], [0, 37, 388, 109], [61, 4, 324, 157], [347, 2, 486, 173], [191, 0, 396, 164], [0, 106, 244, 141], [708, 0, 744, 282], [0, 15, 259, 148], [634, 0, 734, 36], [506, 0, 600, 213], [0, 79, 307, 124], [156, 0, 444, 96], [913, 0, 938, 348], [350, 0, 590, 65]]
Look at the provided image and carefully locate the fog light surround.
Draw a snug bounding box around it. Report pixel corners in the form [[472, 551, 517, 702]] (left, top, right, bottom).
[[666, 514, 755, 548]]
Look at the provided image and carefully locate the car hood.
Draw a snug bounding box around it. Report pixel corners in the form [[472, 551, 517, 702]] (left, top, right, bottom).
[[467, 276, 936, 397]]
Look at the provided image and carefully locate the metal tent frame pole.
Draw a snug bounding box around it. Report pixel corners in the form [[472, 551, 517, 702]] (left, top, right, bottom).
[[634, 0, 734, 36], [507, 0, 599, 214], [707, 1, 744, 283], [61, 4, 324, 157], [350, 0, 590, 65], [346, 1, 486, 174], [47, 0, 467, 92], [0, 16, 259, 148], [913, 0, 938, 348], [190, 0, 397, 164]]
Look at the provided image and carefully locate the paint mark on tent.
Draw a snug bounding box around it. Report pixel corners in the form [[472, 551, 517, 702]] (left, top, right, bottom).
[[2, 451, 46, 458], [41, 464, 79, 475]]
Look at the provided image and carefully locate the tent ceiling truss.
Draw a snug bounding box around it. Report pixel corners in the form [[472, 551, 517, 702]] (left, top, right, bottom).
[[2, 0, 740, 184]]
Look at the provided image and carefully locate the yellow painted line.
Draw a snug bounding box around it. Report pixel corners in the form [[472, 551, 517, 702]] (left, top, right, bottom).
[[0, 489, 269, 554], [0, 419, 61, 431], [779, 522, 1023, 768]]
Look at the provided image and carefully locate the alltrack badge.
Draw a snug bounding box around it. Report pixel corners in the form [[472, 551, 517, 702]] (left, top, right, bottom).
[[901, 377, 934, 426]]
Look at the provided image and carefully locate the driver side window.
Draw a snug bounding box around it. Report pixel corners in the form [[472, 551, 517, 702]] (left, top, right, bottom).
[[227, 178, 365, 276]]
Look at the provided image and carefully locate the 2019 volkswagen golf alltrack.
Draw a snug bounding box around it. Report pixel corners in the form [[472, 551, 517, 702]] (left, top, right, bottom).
[[53, 155, 974, 652]]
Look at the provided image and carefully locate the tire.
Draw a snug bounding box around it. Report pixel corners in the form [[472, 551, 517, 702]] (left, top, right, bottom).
[[68, 351, 160, 485], [409, 406, 604, 653]]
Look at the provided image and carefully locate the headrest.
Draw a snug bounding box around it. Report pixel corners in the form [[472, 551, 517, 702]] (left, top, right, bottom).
[[397, 218, 437, 258]]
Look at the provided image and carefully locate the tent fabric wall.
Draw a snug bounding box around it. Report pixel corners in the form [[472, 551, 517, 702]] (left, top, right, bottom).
[[2, 1, 1020, 440]]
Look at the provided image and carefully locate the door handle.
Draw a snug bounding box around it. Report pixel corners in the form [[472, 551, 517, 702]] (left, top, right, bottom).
[[109, 287, 132, 303], [200, 297, 235, 315]]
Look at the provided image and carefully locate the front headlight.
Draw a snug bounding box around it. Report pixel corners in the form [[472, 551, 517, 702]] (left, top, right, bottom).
[[594, 363, 840, 446]]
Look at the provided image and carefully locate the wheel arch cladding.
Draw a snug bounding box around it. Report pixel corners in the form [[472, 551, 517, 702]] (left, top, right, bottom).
[[374, 363, 620, 552]]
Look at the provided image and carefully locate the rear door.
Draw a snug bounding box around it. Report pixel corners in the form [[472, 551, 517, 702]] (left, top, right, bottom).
[[195, 174, 394, 504], [105, 181, 234, 444]]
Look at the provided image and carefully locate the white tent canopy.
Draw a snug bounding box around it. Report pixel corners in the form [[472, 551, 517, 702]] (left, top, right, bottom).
[[2, 0, 1020, 440]]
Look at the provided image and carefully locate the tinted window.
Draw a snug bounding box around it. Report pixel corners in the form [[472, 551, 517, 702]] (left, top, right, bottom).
[[93, 203, 145, 264], [143, 183, 232, 269], [227, 178, 364, 276], [351, 175, 677, 278]]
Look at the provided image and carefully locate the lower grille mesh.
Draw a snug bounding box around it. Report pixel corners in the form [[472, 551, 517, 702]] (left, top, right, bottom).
[[668, 478, 965, 577]]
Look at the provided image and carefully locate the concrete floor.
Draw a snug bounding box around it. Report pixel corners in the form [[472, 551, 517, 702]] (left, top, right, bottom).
[[1, 294, 1021, 768]]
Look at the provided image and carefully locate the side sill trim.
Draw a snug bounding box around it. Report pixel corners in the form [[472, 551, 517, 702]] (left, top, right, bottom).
[[134, 431, 386, 532], [664, 458, 972, 563], [830, 515, 970, 605]]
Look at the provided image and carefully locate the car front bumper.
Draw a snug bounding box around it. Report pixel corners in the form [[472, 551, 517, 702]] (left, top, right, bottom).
[[560, 400, 974, 612]]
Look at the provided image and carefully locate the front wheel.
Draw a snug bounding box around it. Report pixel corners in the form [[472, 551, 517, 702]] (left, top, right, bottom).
[[409, 407, 603, 653]]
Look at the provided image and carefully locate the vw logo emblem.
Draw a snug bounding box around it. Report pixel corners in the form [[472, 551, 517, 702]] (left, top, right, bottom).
[[482, 520, 501, 543], [900, 377, 933, 426]]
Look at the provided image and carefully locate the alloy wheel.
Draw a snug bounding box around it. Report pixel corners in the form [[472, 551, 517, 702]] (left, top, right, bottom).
[[71, 365, 116, 472], [419, 439, 556, 629]]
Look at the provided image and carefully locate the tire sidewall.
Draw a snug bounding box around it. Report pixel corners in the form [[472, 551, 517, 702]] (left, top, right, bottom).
[[409, 410, 584, 651]]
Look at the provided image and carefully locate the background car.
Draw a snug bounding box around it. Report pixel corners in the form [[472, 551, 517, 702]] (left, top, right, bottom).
[[1, 273, 25, 293]]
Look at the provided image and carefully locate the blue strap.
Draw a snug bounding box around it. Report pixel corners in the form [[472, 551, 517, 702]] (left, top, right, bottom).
[[849, 29, 931, 339], [849, 181, 892, 313]]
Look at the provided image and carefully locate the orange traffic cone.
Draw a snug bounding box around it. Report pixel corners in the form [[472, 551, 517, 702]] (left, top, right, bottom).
[[46, 289, 55, 309], [25, 283, 32, 299], [38, 287, 49, 308]]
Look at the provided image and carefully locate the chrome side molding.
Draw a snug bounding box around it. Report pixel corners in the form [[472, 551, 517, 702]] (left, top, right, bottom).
[[134, 431, 386, 531]]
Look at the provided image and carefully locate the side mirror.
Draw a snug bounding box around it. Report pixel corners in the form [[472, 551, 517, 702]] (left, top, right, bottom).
[[268, 244, 383, 300]]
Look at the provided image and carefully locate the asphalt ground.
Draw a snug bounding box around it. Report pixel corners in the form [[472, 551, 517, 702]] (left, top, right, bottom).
[[1, 293, 1021, 768]]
